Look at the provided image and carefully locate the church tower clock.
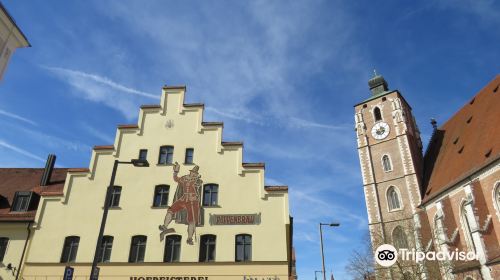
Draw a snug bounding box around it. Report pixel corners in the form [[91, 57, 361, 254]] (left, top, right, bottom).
[[354, 73, 425, 278]]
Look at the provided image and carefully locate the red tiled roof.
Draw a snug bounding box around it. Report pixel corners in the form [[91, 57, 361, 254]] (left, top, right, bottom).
[[0, 168, 68, 221], [265, 185, 288, 192], [422, 75, 500, 203]]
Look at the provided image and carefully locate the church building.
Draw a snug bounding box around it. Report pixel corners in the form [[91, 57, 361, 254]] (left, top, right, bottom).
[[354, 74, 499, 279], [0, 85, 295, 280]]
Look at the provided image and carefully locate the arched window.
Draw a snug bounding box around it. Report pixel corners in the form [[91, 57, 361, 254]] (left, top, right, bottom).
[[164, 235, 181, 262], [153, 185, 170, 207], [60, 236, 80, 263], [235, 234, 252, 262], [97, 236, 113, 263], [392, 226, 409, 249], [129, 235, 147, 263], [387, 186, 401, 211], [199, 235, 216, 262], [460, 203, 475, 252], [494, 183, 500, 218], [382, 155, 392, 172], [374, 107, 382, 122]]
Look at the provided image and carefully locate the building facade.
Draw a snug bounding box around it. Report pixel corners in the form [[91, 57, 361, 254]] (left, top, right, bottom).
[[16, 86, 294, 280], [0, 2, 30, 81], [355, 74, 500, 279]]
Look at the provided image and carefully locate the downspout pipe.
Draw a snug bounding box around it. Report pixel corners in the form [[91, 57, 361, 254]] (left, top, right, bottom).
[[16, 222, 31, 280]]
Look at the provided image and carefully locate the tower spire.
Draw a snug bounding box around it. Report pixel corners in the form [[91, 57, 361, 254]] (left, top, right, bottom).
[[368, 70, 389, 96]]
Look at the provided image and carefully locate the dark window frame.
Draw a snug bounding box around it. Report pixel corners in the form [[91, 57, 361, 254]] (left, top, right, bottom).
[[185, 148, 194, 164], [109, 186, 122, 208], [60, 236, 80, 263], [202, 184, 219, 206], [11, 191, 33, 212], [235, 234, 252, 262], [164, 235, 181, 262], [138, 149, 148, 161], [374, 107, 382, 122], [129, 235, 147, 263], [97, 235, 114, 263], [199, 234, 216, 262], [158, 146, 174, 164], [0, 237, 8, 262], [153, 185, 170, 207]]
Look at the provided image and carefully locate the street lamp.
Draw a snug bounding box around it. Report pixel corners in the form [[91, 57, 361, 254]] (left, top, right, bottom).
[[319, 222, 340, 280], [90, 159, 149, 280]]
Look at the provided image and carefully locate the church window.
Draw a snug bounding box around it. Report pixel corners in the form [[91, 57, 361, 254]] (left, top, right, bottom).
[[382, 155, 392, 172], [392, 226, 409, 249], [460, 202, 475, 252], [373, 107, 382, 122], [387, 187, 401, 211]]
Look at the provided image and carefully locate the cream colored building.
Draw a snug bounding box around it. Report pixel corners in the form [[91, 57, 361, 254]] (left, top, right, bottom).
[[21, 86, 295, 280], [0, 2, 30, 81]]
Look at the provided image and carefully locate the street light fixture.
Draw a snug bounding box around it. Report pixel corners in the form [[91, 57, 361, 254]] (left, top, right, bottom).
[[90, 159, 149, 280], [319, 222, 340, 280]]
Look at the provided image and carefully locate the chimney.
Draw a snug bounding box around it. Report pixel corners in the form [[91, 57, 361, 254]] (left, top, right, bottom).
[[368, 70, 389, 95], [40, 154, 56, 186]]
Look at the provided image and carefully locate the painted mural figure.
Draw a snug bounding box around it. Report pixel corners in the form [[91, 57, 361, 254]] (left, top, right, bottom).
[[159, 162, 203, 244]]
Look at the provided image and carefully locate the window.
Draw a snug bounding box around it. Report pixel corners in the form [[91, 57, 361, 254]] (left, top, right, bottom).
[[382, 155, 392, 172], [109, 186, 122, 207], [60, 236, 79, 263], [387, 186, 401, 211], [392, 226, 409, 249], [164, 235, 181, 262], [203, 184, 219, 206], [129, 235, 147, 263], [0, 237, 8, 262], [374, 107, 382, 121], [97, 236, 113, 263], [139, 149, 148, 161], [461, 203, 475, 252], [235, 234, 252, 262], [185, 148, 194, 164], [153, 185, 170, 207], [199, 235, 216, 262], [11, 192, 31, 212], [158, 146, 174, 164]]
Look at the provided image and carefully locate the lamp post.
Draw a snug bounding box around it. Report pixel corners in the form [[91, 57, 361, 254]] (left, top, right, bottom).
[[314, 270, 322, 280], [319, 222, 340, 280], [90, 159, 149, 280]]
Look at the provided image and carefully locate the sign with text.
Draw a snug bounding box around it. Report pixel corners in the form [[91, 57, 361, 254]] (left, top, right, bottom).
[[63, 266, 74, 280], [209, 213, 261, 225]]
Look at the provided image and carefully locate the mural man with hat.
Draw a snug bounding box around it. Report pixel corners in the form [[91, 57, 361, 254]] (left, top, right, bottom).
[[159, 162, 203, 245]]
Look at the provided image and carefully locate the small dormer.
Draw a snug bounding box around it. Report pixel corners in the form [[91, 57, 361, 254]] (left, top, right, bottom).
[[10, 191, 39, 212]]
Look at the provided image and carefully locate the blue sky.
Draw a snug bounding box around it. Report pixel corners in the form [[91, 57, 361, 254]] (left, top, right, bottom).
[[0, 0, 499, 279]]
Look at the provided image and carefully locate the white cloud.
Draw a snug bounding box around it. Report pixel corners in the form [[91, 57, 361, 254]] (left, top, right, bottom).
[[0, 109, 38, 126], [0, 140, 46, 163]]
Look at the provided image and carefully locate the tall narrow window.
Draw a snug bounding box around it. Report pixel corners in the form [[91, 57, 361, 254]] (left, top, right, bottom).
[[0, 237, 8, 262], [164, 235, 181, 262], [392, 226, 409, 249], [139, 149, 148, 161], [199, 235, 216, 262], [60, 236, 80, 263], [494, 183, 500, 217], [158, 146, 174, 164], [203, 184, 219, 206], [153, 185, 170, 207], [461, 203, 475, 252], [97, 236, 113, 263], [387, 187, 401, 210], [11, 192, 31, 212], [382, 155, 392, 172], [109, 186, 122, 207], [129, 235, 147, 263], [374, 107, 382, 121], [185, 148, 194, 164], [235, 234, 252, 262]]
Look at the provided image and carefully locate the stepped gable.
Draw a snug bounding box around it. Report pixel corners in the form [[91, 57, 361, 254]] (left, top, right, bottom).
[[0, 168, 68, 221], [422, 75, 500, 203]]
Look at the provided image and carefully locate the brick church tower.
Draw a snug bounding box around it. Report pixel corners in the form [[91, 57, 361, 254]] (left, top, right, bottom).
[[354, 73, 427, 278]]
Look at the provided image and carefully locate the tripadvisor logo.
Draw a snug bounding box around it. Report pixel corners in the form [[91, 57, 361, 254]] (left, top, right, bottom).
[[375, 244, 479, 267]]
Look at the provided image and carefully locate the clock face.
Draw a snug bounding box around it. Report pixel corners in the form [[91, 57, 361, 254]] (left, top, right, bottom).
[[371, 122, 390, 140]]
